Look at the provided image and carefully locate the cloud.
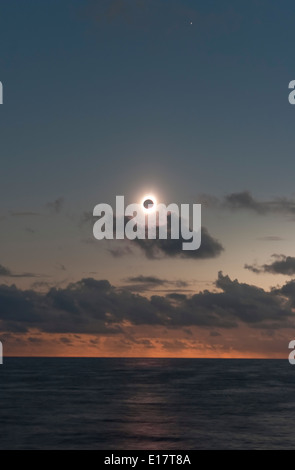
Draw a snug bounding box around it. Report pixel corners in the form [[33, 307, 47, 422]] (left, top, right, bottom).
[[0, 272, 294, 334], [28, 336, 42, 343], [275, 279, 295, 308], [126, 275, 166, 285], [212, 271, 291, 326], [123, 275, 190, 292], [167, 293, 188, 301], [133, 226, 223, 259], [31, 281, 54, 290], [244, 263, 261, 274], [59, 337, 73, 345], [46, 197, 64, 213], [55, 263, 66, 271], [0, 264, 11, 276], [200, 190, 295, 216], [89, 211, 224, 259], [108, 246, 133, 257], [0, 263, 37, 278], [245, 254, 295, 276], [8, 198, 64, 219], [224, 191, 267, 213], [161, 340, 188, 351]]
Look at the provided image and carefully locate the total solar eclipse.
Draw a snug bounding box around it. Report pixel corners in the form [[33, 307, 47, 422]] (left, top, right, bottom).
[[143, 199, 154, 210], [141, 195, 157, 213]]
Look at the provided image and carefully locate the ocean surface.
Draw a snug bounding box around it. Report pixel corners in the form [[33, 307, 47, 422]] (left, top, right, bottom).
[[0, 358, 294, 450]]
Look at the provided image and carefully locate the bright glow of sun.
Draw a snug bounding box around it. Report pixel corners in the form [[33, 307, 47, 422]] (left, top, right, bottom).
[[141, 194, 157, 213]]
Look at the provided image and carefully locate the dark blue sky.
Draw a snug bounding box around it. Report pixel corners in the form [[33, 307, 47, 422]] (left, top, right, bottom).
[[1, 0, 295, 212]]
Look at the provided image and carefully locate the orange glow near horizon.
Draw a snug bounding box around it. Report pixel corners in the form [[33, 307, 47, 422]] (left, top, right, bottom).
[[1, 328, 290, 359]]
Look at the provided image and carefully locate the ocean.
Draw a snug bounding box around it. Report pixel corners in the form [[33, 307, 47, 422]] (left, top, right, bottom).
[[0, 358, 294, 450]]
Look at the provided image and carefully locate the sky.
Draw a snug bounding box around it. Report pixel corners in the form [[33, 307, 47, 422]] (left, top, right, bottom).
[[1, 0, 295, 357]]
